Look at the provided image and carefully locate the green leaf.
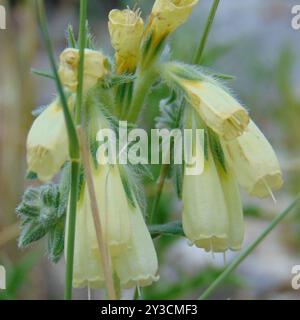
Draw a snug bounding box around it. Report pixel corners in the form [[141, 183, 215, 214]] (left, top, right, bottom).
[[148, 220, 184, 238], [18, 221, 47, 248], [47, 220, 65, 263], [16, 180, 67, 255], [31, 68, 55, 80], [66, 24, 77, 48]]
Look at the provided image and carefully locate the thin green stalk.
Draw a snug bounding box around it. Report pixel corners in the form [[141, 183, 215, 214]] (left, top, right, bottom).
[[66, 0, 88, 300], [64, 161, 80, 300], [31, 68, 54, 79], [127, 69, 157, 123], [199, 195, 300, 300], [36, 0, 79, 159], [36, 0, 83, 300], [149, 163, 169, 224], [193, 0, 220, 65], [150, 1, 220, 223], [75, 0, 88, 125]]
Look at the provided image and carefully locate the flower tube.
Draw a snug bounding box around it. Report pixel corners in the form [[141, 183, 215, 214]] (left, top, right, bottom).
[[27, 99, 69, 181], [108, 9, 144, 73], [222, 120, 283, 198]]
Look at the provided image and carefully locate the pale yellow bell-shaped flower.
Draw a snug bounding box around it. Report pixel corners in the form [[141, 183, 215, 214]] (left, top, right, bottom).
[[108, 9, 144, 73], [182, 151, 229, 252], [218, 168, 244, 251], [58, 48, 109, 92], [181, 79, 249, 140], [27, 99, 69, 181], [71, 186, 106, 288], [222, 120, 283, 198], [92, 164, 132, 256], [183, 148, 245, 252], [114, 205, 159, 289], [148, 0, 199, 45]]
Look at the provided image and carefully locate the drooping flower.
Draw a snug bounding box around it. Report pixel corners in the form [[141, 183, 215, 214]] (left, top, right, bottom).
[[27, 99, 70, 181], [222, 120, 283, 198], [179, 79, 249, 140], [69, 166, 159, 289], [218, 167, 244, 251], [147, 0, 199, 46], [58, 48, 109, 92], [71, 185, 106, 289], [182, 143, 244, 252], [114, 204, 159, 288], [108, 9, 144, 74], [91, 164, 132, 256]]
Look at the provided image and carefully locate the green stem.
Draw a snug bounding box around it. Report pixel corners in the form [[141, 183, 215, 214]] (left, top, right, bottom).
[[75, 0, 88, 125], [149, 164, 169, 224], [36, 0, 86, 300], [149, 220, 184, 238], [64, 161, 80, 300], [127, 69, 157, 123], [36, 0, 79, 159], [193, 0, 220, 65], [198, 195, 300, 300]]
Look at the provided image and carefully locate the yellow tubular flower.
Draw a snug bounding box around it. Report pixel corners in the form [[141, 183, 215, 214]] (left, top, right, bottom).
[[222, 120, 283, 198], [27, 99, 69, 181], [58, 48, 109, 92], [114, 206, 159, 289], [218, 168, 244, 251], [148, 0, 199, 45], [71, 187, 106, 288], [108, 9, 144, 73], [181, 79, 249, 140], [92, 164, 132, 256], [182, 151, 229, 252]]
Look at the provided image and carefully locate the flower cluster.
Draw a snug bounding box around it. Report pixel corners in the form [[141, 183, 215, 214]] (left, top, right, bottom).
[[19, 0, 283, 296], [162, 62, 283, 252]]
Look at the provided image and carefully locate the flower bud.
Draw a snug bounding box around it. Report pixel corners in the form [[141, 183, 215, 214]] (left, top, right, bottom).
[[114, 206, 159, 288], [181, 79, 249, 140], [58, 48, 109, 92], [222, 120, 283, 198], [147, 0, 199, 45], [108, 9, 144, 73], [27, 100, 69, 181]]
